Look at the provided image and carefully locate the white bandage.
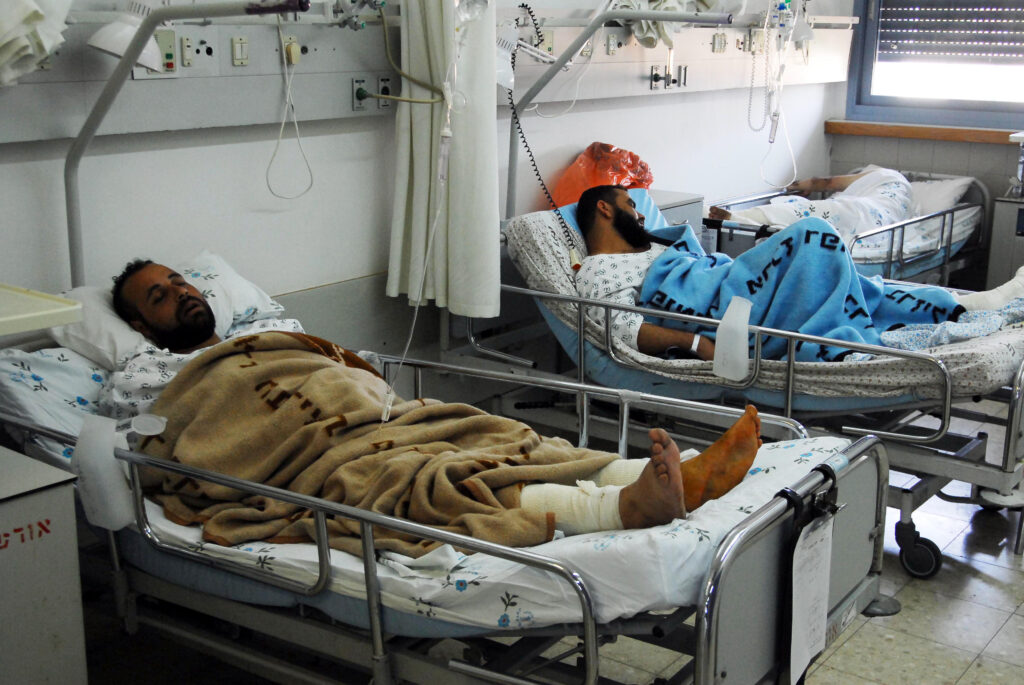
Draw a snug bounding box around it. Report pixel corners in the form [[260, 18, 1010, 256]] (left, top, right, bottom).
[[590, 448, 700, 487], [690, 333, 702, 355], [956, 265, 1024, 311], [590, 458, 647, 487], [520, 482, 624, 535]]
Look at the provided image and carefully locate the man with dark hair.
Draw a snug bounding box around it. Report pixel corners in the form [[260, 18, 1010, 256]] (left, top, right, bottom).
[[111, 260, 220, 353], [104, 259, 765, 554], [575, 185, 1024, 362], [575, 185, 715, 360]]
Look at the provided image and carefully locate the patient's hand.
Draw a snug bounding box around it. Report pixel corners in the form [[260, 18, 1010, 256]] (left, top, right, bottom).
[[786, 178, 818, 196]]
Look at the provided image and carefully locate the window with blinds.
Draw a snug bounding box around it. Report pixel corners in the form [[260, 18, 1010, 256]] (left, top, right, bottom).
[[876, 2, 1024, 65], [863, 1, 1024, 104]]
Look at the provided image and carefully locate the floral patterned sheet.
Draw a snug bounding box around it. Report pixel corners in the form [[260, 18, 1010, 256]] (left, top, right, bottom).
[[0, 347, 108, 464], [132, 435, 851, 630]]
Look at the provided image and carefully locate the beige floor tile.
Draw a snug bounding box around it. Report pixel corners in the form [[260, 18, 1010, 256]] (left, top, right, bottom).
[[946, 510, 1024, 572], [925, 553, 1024, 611], [916, 480, 993, 523], [879, 551, 912, 596], [956, 655, 1024, 685], [882, 508, 969, 555], [982, 614, 1024, 668], [870, 582, 1011, 652], [965, 399, 1010, 420], [889, 470, 916, 488], [541, 639, 660, 684], [909, 413, 985, 437], [822, 622, 974, 684], [817, 615, 867, 663], [596, 636, 680, 674], [656, 654, 692, 681], [806, 664, 881, 685], [592, 655, 658, 684]]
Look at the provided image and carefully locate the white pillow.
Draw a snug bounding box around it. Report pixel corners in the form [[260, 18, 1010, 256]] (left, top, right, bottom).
[[49, 251, 284, 370], [48, 286, 146, 370], [177, 250, 284, 338], [910, 177, 975, 216]]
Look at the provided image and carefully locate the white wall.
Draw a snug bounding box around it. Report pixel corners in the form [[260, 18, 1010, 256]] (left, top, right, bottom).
[[502, 80, 847, 215], [1, 117, 395, 295], [2, 0, 850, 300]]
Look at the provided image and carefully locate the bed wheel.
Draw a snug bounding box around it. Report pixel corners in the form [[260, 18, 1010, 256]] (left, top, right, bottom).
[[899, 537, 942, 579]]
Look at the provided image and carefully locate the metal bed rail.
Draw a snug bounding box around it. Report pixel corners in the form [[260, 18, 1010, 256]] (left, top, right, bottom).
[[696, 435, 889, 682], [495, 283, 955, 445], [371, 352, 807, 451], [710, 180, 989, 286], [0, 357, 808, 685], [848, 201, 985, 281], [0, 410, 597, 685]]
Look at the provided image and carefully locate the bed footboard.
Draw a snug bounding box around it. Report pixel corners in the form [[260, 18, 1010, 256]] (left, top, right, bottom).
[[697, 436, 889, 684]]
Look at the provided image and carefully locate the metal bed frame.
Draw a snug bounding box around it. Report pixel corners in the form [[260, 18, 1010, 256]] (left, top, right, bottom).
[[1, 354, 891, 685], [708, 172, 991, 288], [465, 278, 1024, 578]]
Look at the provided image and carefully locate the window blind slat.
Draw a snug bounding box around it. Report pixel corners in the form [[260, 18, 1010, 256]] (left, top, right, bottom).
[[877, 2, 1024, 64]]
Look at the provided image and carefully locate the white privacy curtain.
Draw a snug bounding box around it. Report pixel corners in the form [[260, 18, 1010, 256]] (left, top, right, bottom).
[[386, 0, 501, 318]]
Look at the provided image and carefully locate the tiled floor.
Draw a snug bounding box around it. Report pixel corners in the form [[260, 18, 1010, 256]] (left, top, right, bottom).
[[82, 403, 1024, 684]]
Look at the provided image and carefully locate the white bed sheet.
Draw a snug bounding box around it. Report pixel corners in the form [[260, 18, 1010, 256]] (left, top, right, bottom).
[[134, 435, 850, 629]]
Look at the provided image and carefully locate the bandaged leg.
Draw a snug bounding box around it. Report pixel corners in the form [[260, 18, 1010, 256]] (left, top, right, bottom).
[[589, 449, 700, 487], [520, 482, 624, 535], [956, 265, 1024, 311]]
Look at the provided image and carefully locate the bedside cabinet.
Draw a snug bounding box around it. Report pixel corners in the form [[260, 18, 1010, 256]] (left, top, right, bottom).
[[0, 446, 87, 683], [986, 197, 1024, 289]]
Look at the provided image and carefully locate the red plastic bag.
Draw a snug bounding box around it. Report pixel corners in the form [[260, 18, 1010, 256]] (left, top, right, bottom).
[[551, 142, 654, 207]]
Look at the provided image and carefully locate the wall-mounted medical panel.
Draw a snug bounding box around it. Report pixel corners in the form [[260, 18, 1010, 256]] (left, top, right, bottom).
[[507, 25, 853, 105], [0, 20, 400, 144]]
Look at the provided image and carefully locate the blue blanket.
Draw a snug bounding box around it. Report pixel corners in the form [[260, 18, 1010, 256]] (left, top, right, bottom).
[[638, 218, 964, 361]]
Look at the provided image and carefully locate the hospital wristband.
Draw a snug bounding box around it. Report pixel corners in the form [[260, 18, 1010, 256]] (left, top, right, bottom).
[[690, 334, 702, 355]]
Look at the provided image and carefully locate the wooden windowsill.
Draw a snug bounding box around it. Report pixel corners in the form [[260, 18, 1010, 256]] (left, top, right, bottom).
[[825, 120, 1017, 145]]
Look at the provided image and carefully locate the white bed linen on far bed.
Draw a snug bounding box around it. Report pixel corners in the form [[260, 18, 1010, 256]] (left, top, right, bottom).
[[851, 206, 981, 264], [135, 435, 849, 629]]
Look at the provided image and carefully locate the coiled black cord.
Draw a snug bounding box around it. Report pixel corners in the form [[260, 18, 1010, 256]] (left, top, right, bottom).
[[508, 3, 580, 252]]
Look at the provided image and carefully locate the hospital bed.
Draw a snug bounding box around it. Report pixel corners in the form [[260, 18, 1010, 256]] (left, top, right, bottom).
[[0, 332, 891, 685], [493, 190, 1024, 579], [706, 172, 989, 288]]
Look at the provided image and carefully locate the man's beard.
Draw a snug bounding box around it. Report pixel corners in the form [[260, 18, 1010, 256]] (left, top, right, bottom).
[[613, 207, 651, 249], [149, 297, 216, 351]]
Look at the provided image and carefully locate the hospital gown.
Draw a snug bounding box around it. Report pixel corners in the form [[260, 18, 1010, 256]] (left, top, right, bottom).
[[576, 245, 666, 349], [99, 318, 304, 420], [728, 167, 914, 243]]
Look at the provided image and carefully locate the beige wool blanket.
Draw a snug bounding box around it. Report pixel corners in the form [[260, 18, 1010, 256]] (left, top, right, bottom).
[[141, 332, 619, 557]]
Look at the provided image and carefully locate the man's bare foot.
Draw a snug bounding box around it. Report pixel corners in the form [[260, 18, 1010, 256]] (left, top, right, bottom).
[[708, 206, 732, 221], [618, 428, 685, 529], [680, 405, 762, 512]]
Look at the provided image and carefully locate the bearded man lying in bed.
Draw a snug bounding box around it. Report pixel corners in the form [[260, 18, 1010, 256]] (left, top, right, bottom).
[[105, 259, 762, 557], [576, 185, 1024, 362]]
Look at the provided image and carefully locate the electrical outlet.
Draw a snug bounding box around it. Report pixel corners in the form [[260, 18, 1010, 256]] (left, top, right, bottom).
[[649, 65, 661, 90], [580, 40, 593, 58], [606, 33, 618, 56], [377, 76, 392, 109], [352, 77, 367, 111], [712, 32, 728, 53], [131, 28, 178, 79], [540, 29, 555, 55], [231, 36, 248, 66], [181, 37, 192, 67]]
